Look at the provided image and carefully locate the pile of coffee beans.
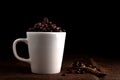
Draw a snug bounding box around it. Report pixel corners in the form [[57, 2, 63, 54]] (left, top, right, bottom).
[[28, 17, 65, 32], [62, 60, 106, 77]]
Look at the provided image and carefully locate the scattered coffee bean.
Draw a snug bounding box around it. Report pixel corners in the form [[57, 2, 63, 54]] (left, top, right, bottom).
[[73, 61, 80, 67], [76, 70, 81, 74], [64, 60, 106, 78]]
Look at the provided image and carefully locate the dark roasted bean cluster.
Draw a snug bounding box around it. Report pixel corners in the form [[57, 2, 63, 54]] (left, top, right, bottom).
[[28, 17, 65, 32], [62, 60, 106, 77]]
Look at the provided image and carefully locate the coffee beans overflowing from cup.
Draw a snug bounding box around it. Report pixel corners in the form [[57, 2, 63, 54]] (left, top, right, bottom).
[[28, 17, 65, 32], [62, 60, 106, 77]]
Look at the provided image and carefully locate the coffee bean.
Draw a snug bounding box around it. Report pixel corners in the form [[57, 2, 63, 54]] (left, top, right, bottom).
[[64, 59, 106, 78], [43, 17, 49, 23], [41, 24, 45, 27], [49, 21, 52, 24], [56, 27, 61, 30], [76, 70, 81, 74], [34, 22, 42, 28], [43, 28, 47, 32], [28, 17, 66, 32], [81, 63, 86, 68], [51, 24, 56, 29], [37, 22, 42, 27], [88, 64, 92, 67], [72, 60, 80, 67]]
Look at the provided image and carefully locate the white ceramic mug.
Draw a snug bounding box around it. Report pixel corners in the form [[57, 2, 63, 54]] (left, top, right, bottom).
[[12, 32, 66, 74]]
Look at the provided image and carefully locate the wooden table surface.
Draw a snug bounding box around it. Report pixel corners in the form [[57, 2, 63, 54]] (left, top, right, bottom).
[[0, 54, 120, 80]]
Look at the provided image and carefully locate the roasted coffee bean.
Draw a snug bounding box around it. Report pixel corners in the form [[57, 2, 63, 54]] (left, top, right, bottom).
[[34, 23, 42, 28], [41, 24, 45, 27], [56, 27, 61, 30], [72, 60, 80, 67], [37, 22, 42, 27], [49, 21, 52, 24], [76, 68, 82, 74], [28, 17, 65, 32], [76, 70, 81, 74], [43, 17, 49, 23], [51, 24, 57, 29], [64, 59, 106, 78], [88, 64, 92, 67], [80, 70, 85, 74], [80, 63, 86, 67], [42, 28, 47, 32]]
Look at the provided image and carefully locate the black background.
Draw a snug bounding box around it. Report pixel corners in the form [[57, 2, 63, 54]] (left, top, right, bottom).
[[0, 1, 119, 59]]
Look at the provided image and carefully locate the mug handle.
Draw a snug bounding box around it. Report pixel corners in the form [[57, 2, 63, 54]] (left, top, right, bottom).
[[12, 38, 31, 63]]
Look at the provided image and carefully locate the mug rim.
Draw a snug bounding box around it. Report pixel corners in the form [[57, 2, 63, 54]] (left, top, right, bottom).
[[27, 31, 66, 33], [27, 32, 66, 34]]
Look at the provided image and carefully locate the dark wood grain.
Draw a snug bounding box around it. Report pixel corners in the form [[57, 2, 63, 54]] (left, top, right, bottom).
[[0, 54, 120, 80]]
